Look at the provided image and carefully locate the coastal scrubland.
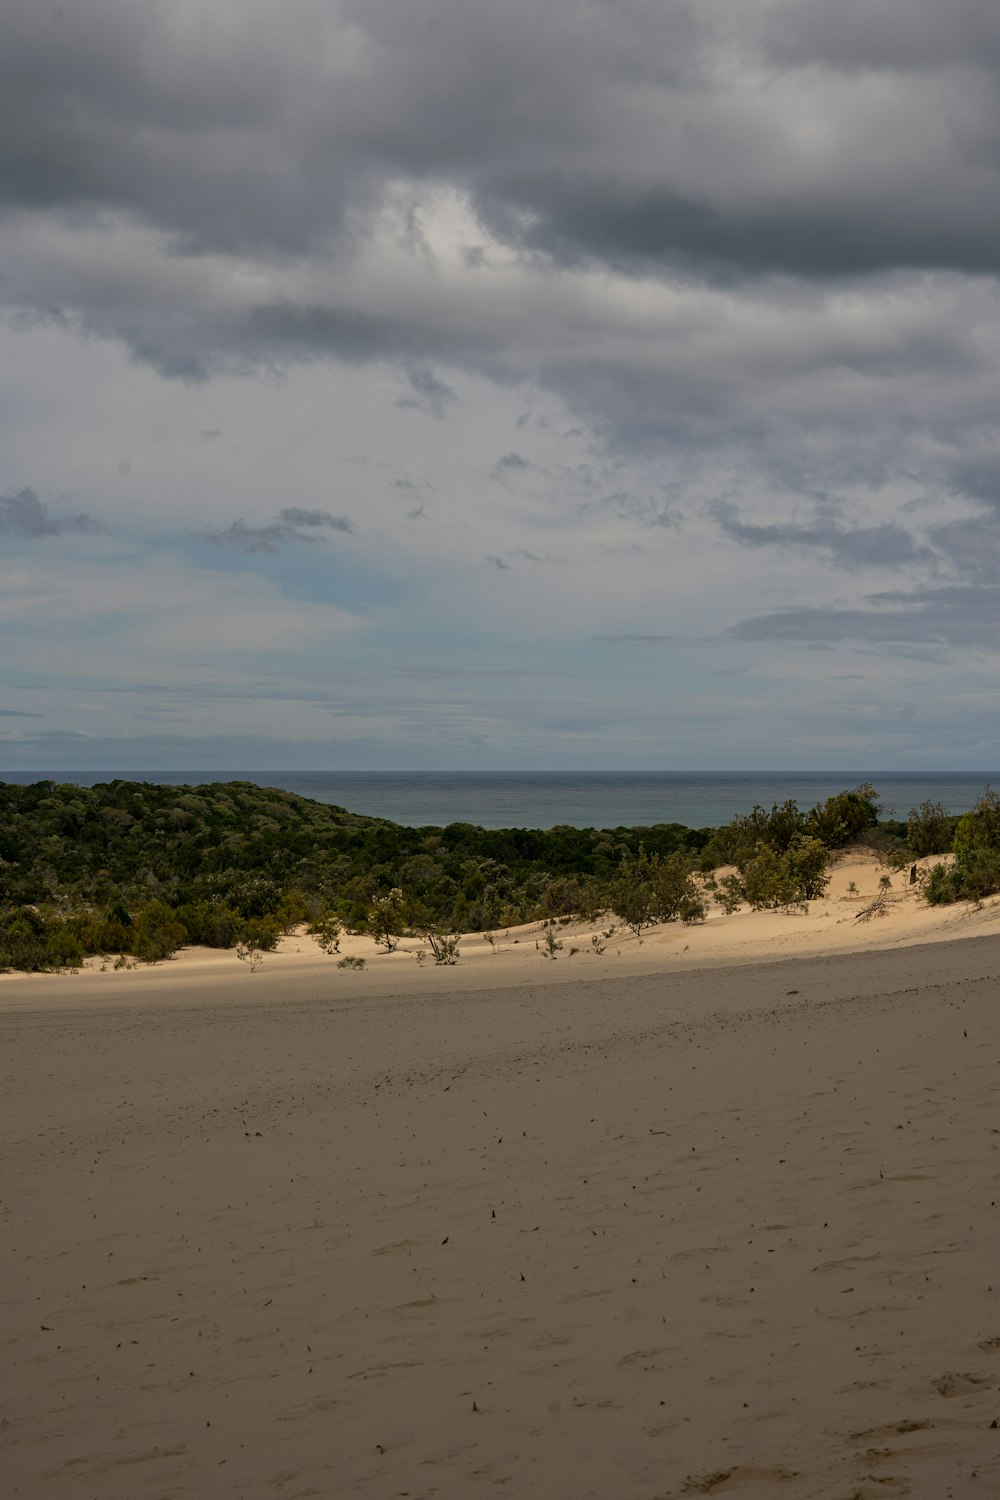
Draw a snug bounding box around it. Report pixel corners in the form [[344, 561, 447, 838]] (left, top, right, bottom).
[[0, 777, 989, 972]]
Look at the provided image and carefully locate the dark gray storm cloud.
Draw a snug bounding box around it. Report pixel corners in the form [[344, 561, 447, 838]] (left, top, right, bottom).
[[949, 451, 1000, 506], [5, 0, 1000, 281], [712, 501, 931, 571], [0, 487, 107, 537], [929, 513, 1000, 584], [762, 0, 1000, 72], [205, 508, 355, 555], [2, 0, 999, 517], [726, 585, 1000, 650], [0, 1, 708, 260]]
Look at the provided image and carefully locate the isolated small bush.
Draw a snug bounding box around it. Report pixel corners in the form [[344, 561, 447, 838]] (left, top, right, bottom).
[[311, 913, 342, 954], [541, 921, 563, 958], [236, 942, 265, 973], [369, 888, 406, 951], [425, 931, 460, 965], [922, 863, 957, 905], [784, 834, 830, 900]]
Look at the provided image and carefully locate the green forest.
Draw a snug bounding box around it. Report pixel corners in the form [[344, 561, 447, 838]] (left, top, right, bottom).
[[0, 777, 985, 972]]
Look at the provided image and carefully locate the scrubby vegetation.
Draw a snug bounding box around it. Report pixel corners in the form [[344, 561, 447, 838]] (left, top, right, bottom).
[[704, 783, 881, 865], [606, 850, 707, 935], [0, 777, 983, 973], [907, 799, 958, 858], [0, 779, 712, 971], [922, 787, 1000, 904], [705, 783, 881, 912]]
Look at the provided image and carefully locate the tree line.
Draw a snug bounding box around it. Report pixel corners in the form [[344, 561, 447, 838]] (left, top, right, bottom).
[[0, 777, 986, 972]]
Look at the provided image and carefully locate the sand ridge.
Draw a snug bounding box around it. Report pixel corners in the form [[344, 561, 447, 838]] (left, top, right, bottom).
[[2, 851, 996, 1013]]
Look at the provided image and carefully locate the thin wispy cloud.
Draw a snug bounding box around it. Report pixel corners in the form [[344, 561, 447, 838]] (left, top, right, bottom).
[[712, 502, 933, 572], [205, 508, 355, 555], [725, 585, 1000, 650], [600, 634, 675, 646], [395, 364, 456, 419], [0, 488, 107, 538]]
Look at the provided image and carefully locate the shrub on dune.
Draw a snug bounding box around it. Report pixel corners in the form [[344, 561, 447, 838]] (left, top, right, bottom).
[[923, 788, 1000, 905]]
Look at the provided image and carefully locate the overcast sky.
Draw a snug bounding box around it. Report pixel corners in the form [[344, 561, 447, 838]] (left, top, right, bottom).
[[3, 0, 1000, 772]]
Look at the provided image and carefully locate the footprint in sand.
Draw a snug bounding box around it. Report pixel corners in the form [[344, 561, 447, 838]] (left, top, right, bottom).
[[277, 1396, 340, 1421], [845, 1480, 912, 1499], [616, 1346, 665, 1367], [849, 1419, 933, 1441], [681, 1466, 800, 1493], [112, 1447, 188, 1467], [932, 1369, 994, 1397]]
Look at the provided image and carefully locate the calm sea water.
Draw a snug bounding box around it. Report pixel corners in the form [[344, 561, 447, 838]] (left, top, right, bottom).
[[4, 770, 996, 830]]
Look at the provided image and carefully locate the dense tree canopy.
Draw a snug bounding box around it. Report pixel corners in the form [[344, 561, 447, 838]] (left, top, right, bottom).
[[0, 779, 710, 970]]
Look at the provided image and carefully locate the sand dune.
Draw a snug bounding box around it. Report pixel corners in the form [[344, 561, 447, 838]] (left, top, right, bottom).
[[1, 851, 995, 1013], [4, 856, 1000, 1497]]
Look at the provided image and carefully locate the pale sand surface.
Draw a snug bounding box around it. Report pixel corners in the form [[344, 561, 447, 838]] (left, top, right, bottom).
[[3, 856, 1000, 1498]]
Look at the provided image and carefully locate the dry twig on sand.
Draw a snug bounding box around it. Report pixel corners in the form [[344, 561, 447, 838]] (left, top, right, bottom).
[[854, 890, 890, 923]]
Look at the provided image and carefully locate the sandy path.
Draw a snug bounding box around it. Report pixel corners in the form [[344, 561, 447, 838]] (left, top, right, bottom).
[[3, 937, 1000, 1498]]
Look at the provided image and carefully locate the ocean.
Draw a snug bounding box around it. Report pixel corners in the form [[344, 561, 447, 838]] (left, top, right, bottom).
[[2, 770, 996, 830]]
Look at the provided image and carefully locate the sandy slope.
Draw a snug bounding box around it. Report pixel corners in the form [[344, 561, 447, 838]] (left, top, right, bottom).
[[3, 858, 1000, 1498], [1, 852, 995, 1014]]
